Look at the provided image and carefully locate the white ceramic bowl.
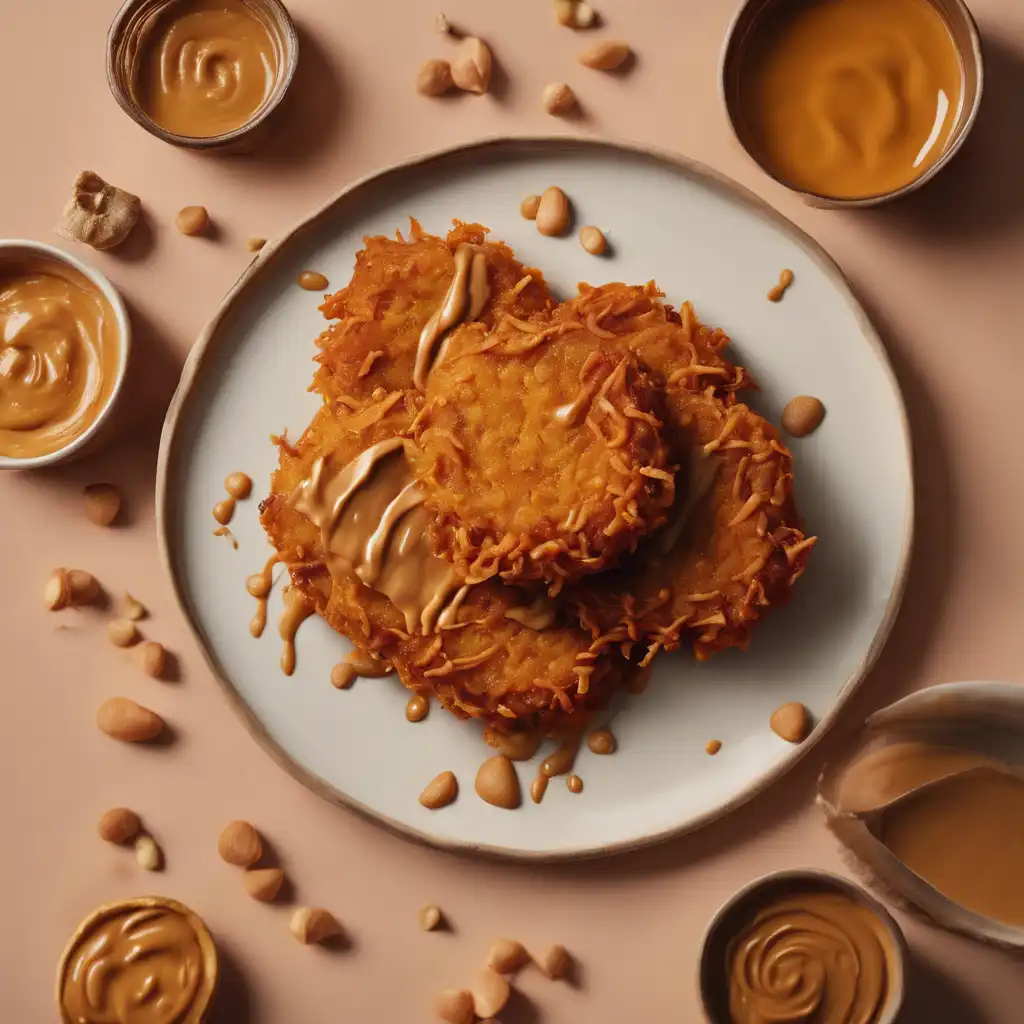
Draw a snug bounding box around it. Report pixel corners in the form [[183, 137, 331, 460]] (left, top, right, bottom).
[[0, 240, 131, 470]]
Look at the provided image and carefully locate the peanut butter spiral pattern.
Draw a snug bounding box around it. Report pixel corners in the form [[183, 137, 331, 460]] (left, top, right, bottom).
[[728, 892, 890, 1024]]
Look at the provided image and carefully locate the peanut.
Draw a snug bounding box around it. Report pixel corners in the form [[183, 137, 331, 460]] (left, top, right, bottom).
[[135, 834, 162, 871], [84, 483, 122, 526], [475, 755, 521, 809], [224, 471, 253, 500], [435, 12, 451, 34], [123, 593, 146, 621], [176, 205, 209, 236], [451, 37, 492, 94], [108, 618, 139, 648], [96, 698, 165, 742], [485, 937, 529, 974], [535, 186, 571, 237], [246, 236, 266, 252], [471, 969, 510, 1018], [417, 58, 454, 97], [554, 0, 597, 27], [244, 867, 285, 902], [781, 396, 825, 437], [298, 271, 329, 291], [770, 701, 812, 743], [580, 225, 607, 255], [67, 569, 100, 604], [420, 770, 458, 809], [217, 820, 263, 867], [578, 39, 631, 70], [290, 906, 342, 944], [419, 904, 443, 931], [139, 641, 166, 679], [542, 82, 577, 116], [97, 807, 141, 844], [539, 943, 570, 979], [434, 989, 474, 1024], [520, 194, 541, 220]]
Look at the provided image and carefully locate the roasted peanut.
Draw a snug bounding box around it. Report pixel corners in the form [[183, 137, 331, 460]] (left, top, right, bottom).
[[96, 698, 165, 742], [781, 396, 825, 437], [290, 907, 343, 944], [176, 205, 209, 236], [539, 943, 571, 979], [244, 867, 285, 902], [578, 39, 631, 70], [542, 82, 577, 115], [471, 970, 511, 1018], [84, 483, 122, 526], [419, 904, 443, 931], [451, 37, 492, 94], [485, 936, 529, 974], [417, 58, 454, 96], [535, 186, 571, 237], [217, 820, 263, 867], [135, 834, 162, 871], [108, 618, 139, 648], [139, 641, 166, 679], [420, 770, 458, 809], [97, 807, 141, 844], [475, 755, 521, 809], [770, 701, 812, 743], [580, 225, 607, 254], [434, 989, 474, 1024]]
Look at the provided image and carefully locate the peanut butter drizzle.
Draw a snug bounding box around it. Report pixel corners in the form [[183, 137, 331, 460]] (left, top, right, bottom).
[[504, 596, 557, 631], [212, 496, 235, 524], [413, 243, 489, 390], [224, 471, 252, 499], [346, 648, 393, 677], [531, 735, 582, 804], [875, 767, 1024, 926], [0, 258, 120, 459], [246, 552, 280, 638], [484, 727, 544, 762], [132, 0, 280, 139], [767, 268, 794, 302], [553, 355, 619, 427], [298, 271, 329, 291], [213, 524, 238, 548], [60, 905, 209, 1024], [728, 890, 894, 1024], [291, 438, 465, 635], [278, 585, 313, 675]]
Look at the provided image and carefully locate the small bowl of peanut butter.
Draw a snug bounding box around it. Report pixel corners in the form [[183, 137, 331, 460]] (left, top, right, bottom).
[[0, 240, 130, 469], [720, 0, 984, 207], [698, 869, 907, 1024], [56, 895, 219, 1024], [106, 0, 298, 151]]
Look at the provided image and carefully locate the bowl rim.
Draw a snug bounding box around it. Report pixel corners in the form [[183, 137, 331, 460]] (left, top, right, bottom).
[[0, 239, 132, 470], [105, 0, 300, 150], [696, 866, 909, 1024], [717, 0, 986, 207]]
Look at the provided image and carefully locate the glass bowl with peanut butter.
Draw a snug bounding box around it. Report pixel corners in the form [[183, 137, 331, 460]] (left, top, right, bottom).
[[698, 869, 907, 1024], [0, 240, 130, 469], [106, 0, 298, 151], [720, 0, 984, 207], [56, 895, 218, 1024]]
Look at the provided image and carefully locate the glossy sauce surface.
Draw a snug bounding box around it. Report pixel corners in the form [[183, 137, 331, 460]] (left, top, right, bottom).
[[60, 904, 211, 1024], [133, 0, 279, 138], [0, 259, 119, 458], [736, 0, 963, 198]]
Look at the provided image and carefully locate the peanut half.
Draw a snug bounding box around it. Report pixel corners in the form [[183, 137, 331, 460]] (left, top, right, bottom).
[[84, 483, 122, 526], [97, 807, 141, 845], [139, 641, 166, 679], [108, 618, 139, 648], [244, 867, 285, 903], [535, 186, 571, 237], [419, 904, 443, 931], [217, 820, 263, 867], [485, 937, 529, 975], [554, 0, 597, 28], [451, 37, 492, 94], [578, 39, 631, 70], [417, 58, 454, 96], [475, 755, 521, 809], [290, 907, 343, 944], [96, 698, 165, 742], [580, 225, 607, 255], [420, 770, 458, 809], [434, 989, 474, 1024], [542, 82, 577, 116], [471, 970, 510, 1019], [135, 834, 162, 871], [539, 943, 571, 979], [176, 205, 209, 236]]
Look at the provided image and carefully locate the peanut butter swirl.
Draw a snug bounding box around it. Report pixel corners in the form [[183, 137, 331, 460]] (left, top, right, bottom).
[[59, 899, 216, 1024], [728, 891, 892, 1024]]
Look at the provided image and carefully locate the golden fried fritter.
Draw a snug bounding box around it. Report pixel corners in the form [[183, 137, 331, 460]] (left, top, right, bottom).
[[312, 220, 552, 403], [261, 223, 625, 732], [261, 400, 624, 733], [407, 318, 675, 587], [558, 284, 815, 661]]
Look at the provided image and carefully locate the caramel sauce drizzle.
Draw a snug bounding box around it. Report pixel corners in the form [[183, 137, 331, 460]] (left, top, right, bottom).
[[278, 585, 314, 675], [246, 552, 280, 638]]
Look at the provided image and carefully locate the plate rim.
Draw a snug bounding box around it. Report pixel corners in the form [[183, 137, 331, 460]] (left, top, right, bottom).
[[156, 134, 915, 862]]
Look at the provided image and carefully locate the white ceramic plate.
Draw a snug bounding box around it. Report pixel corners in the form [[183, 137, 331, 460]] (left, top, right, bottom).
[[158, 138, 912, 860]]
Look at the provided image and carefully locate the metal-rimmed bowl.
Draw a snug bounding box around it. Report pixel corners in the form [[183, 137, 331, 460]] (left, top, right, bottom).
[[0, 240, 131, 471], [106, 0, 298, 152], [719, 0, 984, 208], [697, 868, 908, 1023]]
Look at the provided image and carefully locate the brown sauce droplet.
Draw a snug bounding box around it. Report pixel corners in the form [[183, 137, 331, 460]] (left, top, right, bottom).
[[406, 695, 429, 722], [298, 271, 329, 291], [586, 729, 616, 755], [567, 774, 583, 794], [706, 739, 723, 756], [530, 775, 549, 804], [212, 497, 235, 525], [767, 269, 794, 303]]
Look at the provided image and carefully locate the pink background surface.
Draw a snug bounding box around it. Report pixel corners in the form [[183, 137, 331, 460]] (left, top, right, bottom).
[[3, 0, 1023, 1020]]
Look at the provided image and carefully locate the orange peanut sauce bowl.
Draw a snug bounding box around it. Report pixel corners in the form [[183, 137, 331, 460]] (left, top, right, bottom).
[[719, 0, 984, 208], [0, 240, 131, 470], [697, 868, 908, 1024], [55, 895, 219, 1024], [106, 0, 298, 152]]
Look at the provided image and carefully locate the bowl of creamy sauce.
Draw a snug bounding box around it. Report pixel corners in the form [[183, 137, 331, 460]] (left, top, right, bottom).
[[698, 869, 907, 1024], [720, 0, 984, 206], [56, 896, 218, 1024], [107, 0, 298, 150], [0, 241, 130, 468]]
